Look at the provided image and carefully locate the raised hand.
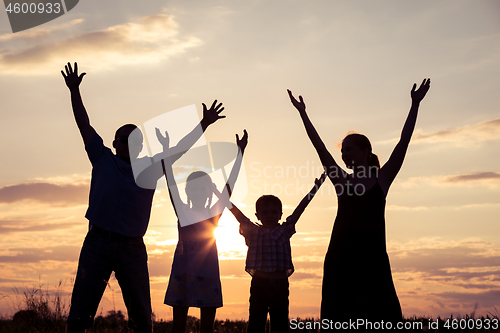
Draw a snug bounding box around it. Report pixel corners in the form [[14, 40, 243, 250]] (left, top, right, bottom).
[[236, 129, 248, 153], [411, 78, 431, 104], [287, 89, 306, 113], [61, 62, 86, 90], [155, 128, 170, 148], [202, 100, 226, 126]]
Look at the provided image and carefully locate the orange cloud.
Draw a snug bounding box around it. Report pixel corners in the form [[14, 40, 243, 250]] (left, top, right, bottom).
[[0, 220, 80, 234], [397, 171, 500, 189], [444, 172, 500, 183], [0, 182, 88, 206], [413, 117, 500, 145], [0, 14, 202, 75], [0, 245, 80, 263]]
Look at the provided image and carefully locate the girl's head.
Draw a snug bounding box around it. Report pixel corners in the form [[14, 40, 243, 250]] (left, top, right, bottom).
[[185, 171, 213, 209], [341, 133, 380, 169]]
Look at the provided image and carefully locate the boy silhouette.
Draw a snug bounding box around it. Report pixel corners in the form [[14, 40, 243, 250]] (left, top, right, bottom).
[[228, 173, 326, 333]]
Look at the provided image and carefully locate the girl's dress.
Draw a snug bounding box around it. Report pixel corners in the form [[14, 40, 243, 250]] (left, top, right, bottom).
[[321, 179, 402, 323], [164, 205, 223, 308]]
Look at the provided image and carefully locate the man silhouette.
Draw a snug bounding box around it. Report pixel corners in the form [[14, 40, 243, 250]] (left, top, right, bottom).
[[62, 62, 225, 332]]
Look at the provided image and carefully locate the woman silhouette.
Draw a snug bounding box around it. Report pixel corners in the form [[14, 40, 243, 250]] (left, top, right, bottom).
[[288, 79, 430, 326]]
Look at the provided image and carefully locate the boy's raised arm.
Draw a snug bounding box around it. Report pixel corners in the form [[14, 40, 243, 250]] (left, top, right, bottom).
[[228, 201, 250, 225], [212, 186, 255, 228], [61, 62, 96, 147], [288, 172, 327, 224]]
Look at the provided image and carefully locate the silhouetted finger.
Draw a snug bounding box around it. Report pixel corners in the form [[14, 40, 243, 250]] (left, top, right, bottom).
[[74, 62, 78, 75], [210, 100, 217, 109], [217, 107, 225, 114], [202, 103, 207, 112], [61, 70, 66, 78]]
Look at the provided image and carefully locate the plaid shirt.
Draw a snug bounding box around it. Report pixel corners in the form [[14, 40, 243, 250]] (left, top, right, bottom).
[[239, 217, 296, 277]]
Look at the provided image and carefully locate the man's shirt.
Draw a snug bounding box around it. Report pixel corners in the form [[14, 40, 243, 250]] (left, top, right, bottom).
[[85, 133, 155, 237]]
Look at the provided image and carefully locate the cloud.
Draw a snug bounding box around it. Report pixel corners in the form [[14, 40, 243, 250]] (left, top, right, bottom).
[[0, 13, 202, 75], [292, 272, 321, 280], [397, 171, 500, 189], [0, 182, 89, 206], [0, 245, 80, 263], [0, 220, 80, 234], [388, 237, 500, 316], [431, 290, 500, 309], [0, 19, 84, 42], [389, 238, 500, 291], [445, 172, 500, 183], [412, 118, 500, 146]]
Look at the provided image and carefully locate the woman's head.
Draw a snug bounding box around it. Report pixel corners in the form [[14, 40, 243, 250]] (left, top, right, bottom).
[[185, 171, 213, 209], [341, 133, 380, 169]]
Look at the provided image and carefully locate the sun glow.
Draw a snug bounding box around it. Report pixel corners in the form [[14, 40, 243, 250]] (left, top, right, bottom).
[[215, 210, 248, 260]]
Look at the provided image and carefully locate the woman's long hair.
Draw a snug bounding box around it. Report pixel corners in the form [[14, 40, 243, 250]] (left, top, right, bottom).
[[342, 133, 380, 169]]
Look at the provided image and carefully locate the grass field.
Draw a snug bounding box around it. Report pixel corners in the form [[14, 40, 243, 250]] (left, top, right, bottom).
[[0, 283, 498, 332]]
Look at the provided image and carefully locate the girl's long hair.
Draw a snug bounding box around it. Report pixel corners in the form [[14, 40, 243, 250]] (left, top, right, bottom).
[[185, 171, 213, 209]]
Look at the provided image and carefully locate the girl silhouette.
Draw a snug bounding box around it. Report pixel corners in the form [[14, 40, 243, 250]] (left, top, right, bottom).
[[157, 128, 248, 333], [288, 79, 430, 326]]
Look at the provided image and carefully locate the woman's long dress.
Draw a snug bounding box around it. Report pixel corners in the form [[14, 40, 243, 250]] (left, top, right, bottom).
[[321, 180, 402, 323]]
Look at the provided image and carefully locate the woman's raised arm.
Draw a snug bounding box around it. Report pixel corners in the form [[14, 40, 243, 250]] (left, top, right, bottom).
[[288, 89, 346, 186], [379, 78, 431, 193]]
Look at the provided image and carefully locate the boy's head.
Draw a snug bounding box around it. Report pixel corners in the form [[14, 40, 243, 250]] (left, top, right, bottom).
[[255, 195, 283, 228]]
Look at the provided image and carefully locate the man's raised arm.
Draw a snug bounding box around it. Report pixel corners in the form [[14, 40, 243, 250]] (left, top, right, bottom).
[[136, 100, 226, 188], [61, 62, 96, 146], [168, 100, 225, 163]]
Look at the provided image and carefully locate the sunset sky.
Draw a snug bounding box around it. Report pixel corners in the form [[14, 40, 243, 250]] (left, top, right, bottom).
[[0, 0, 499, 321]]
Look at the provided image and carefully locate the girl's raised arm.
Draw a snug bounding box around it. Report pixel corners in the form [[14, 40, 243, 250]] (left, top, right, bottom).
[[379, 79, 431, 194], [211, 130, 248, 218], [156, 128, 183, 217], [288, 89, 346, 187]]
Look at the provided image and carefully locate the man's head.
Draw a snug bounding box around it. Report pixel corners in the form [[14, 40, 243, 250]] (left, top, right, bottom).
[[255, 195, 283, 228], [112, 124, 143, 162]]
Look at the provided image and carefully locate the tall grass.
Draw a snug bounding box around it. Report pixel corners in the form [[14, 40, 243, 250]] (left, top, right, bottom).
[[0, 279, 69, 332], [0, 282, 499, 332]]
